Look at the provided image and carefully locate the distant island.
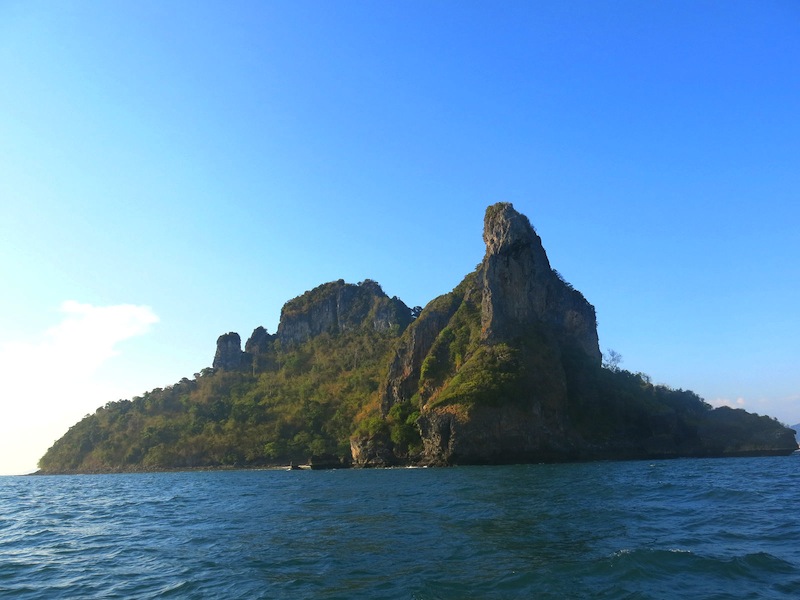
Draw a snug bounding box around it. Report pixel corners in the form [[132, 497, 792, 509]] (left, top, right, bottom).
[[37, 203, 797, 473]]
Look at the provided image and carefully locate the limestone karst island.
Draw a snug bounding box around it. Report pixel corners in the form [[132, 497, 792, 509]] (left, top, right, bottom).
[[38, 203, 797, 473]]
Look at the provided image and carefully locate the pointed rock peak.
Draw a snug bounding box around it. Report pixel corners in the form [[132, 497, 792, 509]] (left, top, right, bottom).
[[483, 202, 537, 255], [213, 332, 243, 370], [245, 326, 274, 355], [478, 202, 600, 362]]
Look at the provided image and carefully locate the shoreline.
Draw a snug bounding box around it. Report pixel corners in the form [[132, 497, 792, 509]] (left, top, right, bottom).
[[29, 448, 798, 476]]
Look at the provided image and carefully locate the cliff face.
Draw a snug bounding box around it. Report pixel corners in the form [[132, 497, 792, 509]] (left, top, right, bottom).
[[244, 326, 274, 355], [380, 281, 467, 415], [213, 279, 412, 372], [362, 202, 796, 466], [277, 279, 411, 346], [372, 202, 601, 465], [481, 203, 600, 361], [213, 332, 244, 371]]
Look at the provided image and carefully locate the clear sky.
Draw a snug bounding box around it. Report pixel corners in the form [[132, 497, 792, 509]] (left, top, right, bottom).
[[1, 1, 798, 475]]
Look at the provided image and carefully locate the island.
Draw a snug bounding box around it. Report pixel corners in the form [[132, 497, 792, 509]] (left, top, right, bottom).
[[37, 203, 797, 473]]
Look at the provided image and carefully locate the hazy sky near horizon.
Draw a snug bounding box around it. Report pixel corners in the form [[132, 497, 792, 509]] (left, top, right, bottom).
[[1, 1, 798, 475]]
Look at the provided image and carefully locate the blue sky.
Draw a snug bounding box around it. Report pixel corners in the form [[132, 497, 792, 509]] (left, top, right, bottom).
[[1, 1, 798, 474]]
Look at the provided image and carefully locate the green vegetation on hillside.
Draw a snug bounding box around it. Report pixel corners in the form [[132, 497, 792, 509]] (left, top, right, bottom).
[[561, 347, 792, 457], [38, 327, 400, 473], [413, 275, 571, 413]]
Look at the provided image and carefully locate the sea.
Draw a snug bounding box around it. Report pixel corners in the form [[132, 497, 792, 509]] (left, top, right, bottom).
[[2, 455, 799, 599]]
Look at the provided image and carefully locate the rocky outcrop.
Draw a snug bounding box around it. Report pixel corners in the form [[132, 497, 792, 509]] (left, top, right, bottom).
[[417, 403, 580, 465], [381, 204, 600, 413], [244, 326, 275, 355], [380, 281, 468, 414], [360, 202, 798, 466], [277, 279, 412, 346], [212, 332, 244, 371], [350, 434, 398, 468], [212, 280, 411, 373], [369, 202, 602, 464], [695, 407, 798, 456], [480, 202, 600, 361]]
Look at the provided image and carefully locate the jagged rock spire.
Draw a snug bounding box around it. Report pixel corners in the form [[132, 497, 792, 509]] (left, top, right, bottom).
[[213, 332, 243, 370], [480, 203, 600, 362]]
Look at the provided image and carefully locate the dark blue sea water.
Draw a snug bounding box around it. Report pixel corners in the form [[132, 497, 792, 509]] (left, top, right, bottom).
[[2, 456, 799, 599]]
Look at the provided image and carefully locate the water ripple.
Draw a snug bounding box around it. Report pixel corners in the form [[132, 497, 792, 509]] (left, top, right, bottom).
[[1, 457, 800, 599]]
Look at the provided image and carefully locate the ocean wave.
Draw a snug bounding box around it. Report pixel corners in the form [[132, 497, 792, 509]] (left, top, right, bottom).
[[2, 458, 800, 599]]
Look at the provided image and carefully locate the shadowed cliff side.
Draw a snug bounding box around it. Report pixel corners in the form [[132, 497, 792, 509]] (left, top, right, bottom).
[[360, 203, 600, 465], [352, 203, 796, 466], [480, 202, 600, 361]]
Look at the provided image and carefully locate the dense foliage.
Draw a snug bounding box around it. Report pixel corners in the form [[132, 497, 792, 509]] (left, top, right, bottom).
[[39, 327, 400, 473], [562, 348, 792, 457]]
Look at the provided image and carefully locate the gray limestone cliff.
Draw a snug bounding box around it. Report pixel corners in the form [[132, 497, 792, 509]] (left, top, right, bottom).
[[276, 279, 412, 346], [380, 203, 599, 412], [212, 279, 412, 371], [244, 326, 275, 355], [480, 203, 600, 361], [367, 202, 602, 466], [362, 202, 796, 466], [212, 332, 244, 371]]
